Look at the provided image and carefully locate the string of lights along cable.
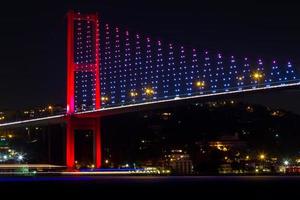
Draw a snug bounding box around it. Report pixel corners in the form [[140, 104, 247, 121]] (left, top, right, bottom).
[[73, 12, 299, 112], [73, 14, 99, 112]]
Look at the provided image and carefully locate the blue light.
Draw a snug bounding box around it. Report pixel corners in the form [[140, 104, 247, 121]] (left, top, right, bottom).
[[72, 22, 300, 111]]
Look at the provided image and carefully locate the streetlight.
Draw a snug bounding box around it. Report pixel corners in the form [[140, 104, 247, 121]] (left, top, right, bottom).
[[195, 80, 205, 90], [252, 71, 263, 85], [130, 91, 138, 98], [144, 87, 154, 96], [47, 105, 54, 115], [101, 96, 109, 103]]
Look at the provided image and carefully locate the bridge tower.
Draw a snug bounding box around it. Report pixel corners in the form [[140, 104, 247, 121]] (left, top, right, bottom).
[[66, 11, 101, 168], [67, 11, 100, 113]]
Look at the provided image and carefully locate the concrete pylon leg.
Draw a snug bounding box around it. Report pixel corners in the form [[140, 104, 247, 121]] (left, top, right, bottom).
[[65, 117, 101, 169], [66, 118, 75, 168], [94, 118, 102, 168]]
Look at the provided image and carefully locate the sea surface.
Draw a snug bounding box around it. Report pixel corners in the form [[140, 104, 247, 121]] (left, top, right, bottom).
[[0, 175, 299, 198]]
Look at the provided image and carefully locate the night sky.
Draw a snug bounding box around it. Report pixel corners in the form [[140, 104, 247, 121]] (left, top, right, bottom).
[[0, 0, 300, 113]]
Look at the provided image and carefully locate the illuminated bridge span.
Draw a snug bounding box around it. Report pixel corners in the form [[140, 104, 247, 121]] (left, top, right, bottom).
[[1, 11, 300, 169], [68, 12, 299, 113]]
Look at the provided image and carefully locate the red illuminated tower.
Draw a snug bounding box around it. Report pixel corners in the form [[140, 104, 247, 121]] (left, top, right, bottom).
[[66, 11, 101, 168], [67, 11, 100, 113]]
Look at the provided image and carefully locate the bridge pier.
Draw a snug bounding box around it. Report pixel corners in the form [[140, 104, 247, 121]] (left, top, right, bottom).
[[66, 116, 102, 169]]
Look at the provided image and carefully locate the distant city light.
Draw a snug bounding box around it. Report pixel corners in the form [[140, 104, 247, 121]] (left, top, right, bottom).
[[237, 76, 244, 81], [259, 154, 265, 160], [130, 91, 138, 98], [17, 155, 24, 161], [284, 160, 289, 166]]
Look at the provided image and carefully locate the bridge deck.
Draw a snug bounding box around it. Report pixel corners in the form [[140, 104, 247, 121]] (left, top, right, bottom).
[[0, 81, 299, 128]]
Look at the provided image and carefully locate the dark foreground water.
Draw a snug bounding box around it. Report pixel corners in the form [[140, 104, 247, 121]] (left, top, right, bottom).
[[0, 176, 299, 198]]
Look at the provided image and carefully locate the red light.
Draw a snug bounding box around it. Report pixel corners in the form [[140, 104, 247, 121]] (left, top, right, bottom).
[[66, 11, 102, 168], [67, 11, 101, 113]]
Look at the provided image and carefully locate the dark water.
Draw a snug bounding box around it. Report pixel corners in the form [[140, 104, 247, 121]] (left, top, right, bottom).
[[0, 176, 299, 198]]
